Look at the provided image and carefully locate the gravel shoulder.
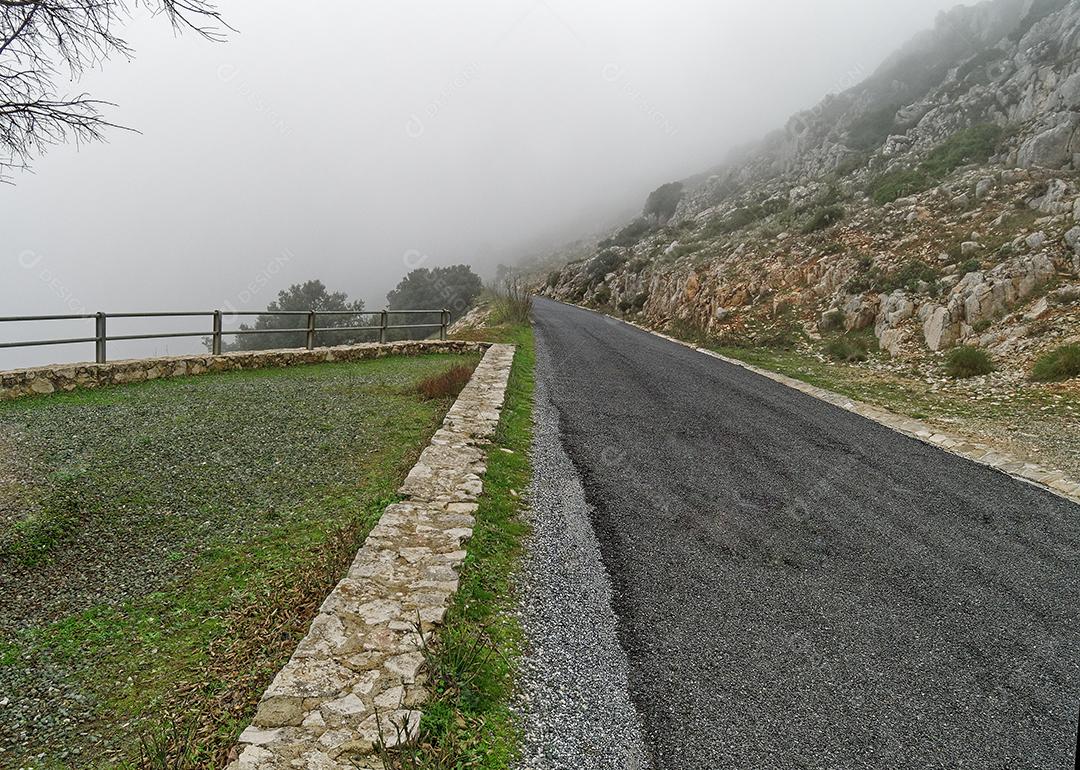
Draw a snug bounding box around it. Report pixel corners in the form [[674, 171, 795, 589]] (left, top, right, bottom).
[[513, 329, 649, 770]]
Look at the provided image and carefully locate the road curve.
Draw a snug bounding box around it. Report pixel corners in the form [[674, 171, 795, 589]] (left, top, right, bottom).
[[530, 297, 1080, 770]]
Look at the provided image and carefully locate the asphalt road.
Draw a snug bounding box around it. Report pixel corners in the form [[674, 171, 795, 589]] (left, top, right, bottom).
[[530, 297, 1080, 769]]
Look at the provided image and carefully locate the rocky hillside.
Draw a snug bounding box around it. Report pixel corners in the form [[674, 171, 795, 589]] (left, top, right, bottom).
[[535, 0, 1080, 381]]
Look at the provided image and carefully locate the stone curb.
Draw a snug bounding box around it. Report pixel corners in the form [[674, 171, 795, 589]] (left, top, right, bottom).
[[555, 300, 1080, 507], [226, 343, 517, 770], [0, 340, 488, 402]]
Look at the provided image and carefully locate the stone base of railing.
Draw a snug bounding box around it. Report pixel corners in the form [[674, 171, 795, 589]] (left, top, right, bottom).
[[226, 343, 516, 770], [0, 341, 487, 401]]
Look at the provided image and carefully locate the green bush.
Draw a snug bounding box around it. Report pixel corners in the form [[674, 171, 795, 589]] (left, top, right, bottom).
[[883, 260, 941, 293], [585, 249, 625, 283], [704, 204, 767, 236], [870, 167, 932, 204], [643, 181, 684, 222], [945, 345, 994, 378], [921, 124, 1004, 178], [1031, 344, 1080, 382], [599, 218, 654, 248], [801, 204, 846, 233], [833, 152, 869, 178], [848, 104, 900, 151], [824, 336, 870, 362], [954, 258, 982, 275]]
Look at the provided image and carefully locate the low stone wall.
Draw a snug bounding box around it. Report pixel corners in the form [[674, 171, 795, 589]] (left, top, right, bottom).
[[0, 341, 487, 401], [228, 343, 516, 770]]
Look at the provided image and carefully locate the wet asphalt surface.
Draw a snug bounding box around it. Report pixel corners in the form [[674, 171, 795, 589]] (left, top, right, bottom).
[[530, 297, 1080, 769]]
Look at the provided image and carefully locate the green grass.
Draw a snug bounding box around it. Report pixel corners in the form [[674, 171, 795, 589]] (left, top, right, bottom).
[[708, 345, 1074, 423], [1031, 344, 1080, 382], [0, 353, 479, 768], [392, 322, 533, 768], [870, 124, 1004, 204]]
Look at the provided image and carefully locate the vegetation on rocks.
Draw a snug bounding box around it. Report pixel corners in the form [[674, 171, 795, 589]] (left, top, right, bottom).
[[870, 124, 1004, 203]]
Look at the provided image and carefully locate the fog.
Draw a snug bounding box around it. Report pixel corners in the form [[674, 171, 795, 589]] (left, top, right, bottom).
[[2, 0, 965, 367]]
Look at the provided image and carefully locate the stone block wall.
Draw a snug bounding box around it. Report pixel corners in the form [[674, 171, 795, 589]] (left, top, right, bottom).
[[0, 341, 488, 401], [227, 343, 516, 769]]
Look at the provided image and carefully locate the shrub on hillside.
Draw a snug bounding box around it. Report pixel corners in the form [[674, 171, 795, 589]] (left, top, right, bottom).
[[870, 167, 932, 204], [704, 204, 767, 237], [600, 218, 655, 248], [883, 260, 941, 294], [1031, 344, 1080, 382], [847, 104, 901, 151], [643, 181, 684, 222], [585, 249, 625, 284], [945, 346, 994, 378], [801, 204, 845, 233], [921, 124, 1004, 178], [824, 336, 871, 363]]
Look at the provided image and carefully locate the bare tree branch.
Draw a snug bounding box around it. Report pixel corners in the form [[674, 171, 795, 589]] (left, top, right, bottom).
[[0, 0, 229, 181]]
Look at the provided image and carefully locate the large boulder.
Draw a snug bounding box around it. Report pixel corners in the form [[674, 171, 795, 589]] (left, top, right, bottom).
[[874, 290, 916, 337], [922, 304, 960, 351], [1017, 113, 1080, 169], [841, 294, 879, 332]]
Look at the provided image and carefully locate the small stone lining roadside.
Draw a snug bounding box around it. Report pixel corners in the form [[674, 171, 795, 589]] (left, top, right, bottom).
[[0, 340, 486, 401], [227, 343, 516, 770], [567, 302, 1080, 507]]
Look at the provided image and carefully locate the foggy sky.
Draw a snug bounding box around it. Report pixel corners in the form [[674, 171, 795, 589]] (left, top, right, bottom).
[[2, 0, 967, 366]]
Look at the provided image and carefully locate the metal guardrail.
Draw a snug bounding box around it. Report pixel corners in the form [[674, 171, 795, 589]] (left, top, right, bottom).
[[0, 308, 451, 364]]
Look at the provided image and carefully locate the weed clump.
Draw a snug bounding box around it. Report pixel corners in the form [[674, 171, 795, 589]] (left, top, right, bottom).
[[416, 365, 474, 400], [1031, 344, 1080, 382], [945, 345, 994, 378], [824, 336, 871, 363]]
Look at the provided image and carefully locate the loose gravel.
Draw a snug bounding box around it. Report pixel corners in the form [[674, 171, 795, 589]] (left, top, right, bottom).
[[513, 332, 650, 770]]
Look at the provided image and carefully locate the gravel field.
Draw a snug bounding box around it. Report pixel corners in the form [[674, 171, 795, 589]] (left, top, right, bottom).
[[0, 352, 475, 767], [513, 335, 649, 770]]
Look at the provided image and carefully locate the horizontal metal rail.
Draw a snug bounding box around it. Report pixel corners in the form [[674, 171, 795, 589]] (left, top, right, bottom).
[[0, 308, 451, 364]]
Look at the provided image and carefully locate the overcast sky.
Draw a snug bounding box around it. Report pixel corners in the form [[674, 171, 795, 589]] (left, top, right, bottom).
[[2, 0, 967, 366]]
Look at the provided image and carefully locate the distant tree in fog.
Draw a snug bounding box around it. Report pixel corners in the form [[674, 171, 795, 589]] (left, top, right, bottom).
[[386, 265, 482, 340], [224, 280, 369, 351], [643, 181, 684, 224], [0, 0, 228, 181]]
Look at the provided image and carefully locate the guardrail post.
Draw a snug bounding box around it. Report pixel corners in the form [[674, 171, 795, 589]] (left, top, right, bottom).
[[379, 310, 387, 344], [306, 310, 316, 350], [212, 310, 223, 355], [94, 312, 107, 363], [440, 309, 448, 340]]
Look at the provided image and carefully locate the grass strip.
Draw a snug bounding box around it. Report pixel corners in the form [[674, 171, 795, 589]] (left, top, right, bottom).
[[383, 322, 534, 768]]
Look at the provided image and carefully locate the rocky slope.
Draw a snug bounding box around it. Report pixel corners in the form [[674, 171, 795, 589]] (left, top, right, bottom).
[[534, 0, 1080, 382]]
